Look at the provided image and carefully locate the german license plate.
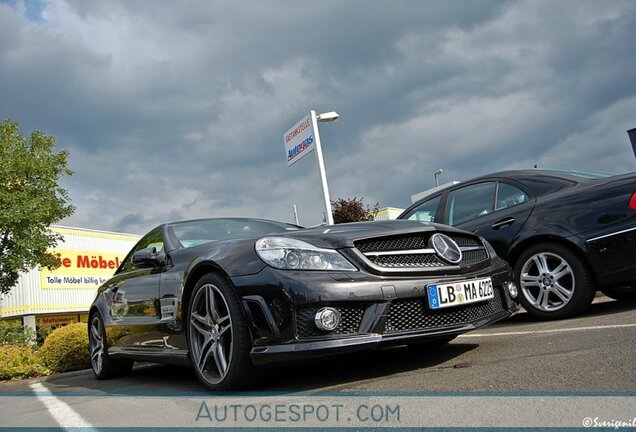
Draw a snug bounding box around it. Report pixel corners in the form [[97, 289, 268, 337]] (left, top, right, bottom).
[[427, 277, 494, 310]]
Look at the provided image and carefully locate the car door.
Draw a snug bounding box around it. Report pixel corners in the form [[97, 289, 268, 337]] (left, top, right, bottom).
[[103, 229, 165, 346], [443, 181, 535, 258]]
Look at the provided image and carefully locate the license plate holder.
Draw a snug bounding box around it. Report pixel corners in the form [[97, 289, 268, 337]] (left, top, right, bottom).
[[427, 277, 494, 310]]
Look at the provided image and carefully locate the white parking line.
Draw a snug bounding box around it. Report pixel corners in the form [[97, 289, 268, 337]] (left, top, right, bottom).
[[458, 323, 636, 338], [29, 382, 94, 430]]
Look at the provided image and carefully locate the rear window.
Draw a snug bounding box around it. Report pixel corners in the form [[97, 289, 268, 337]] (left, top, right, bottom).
[[517, 176, 576, 196], [535, 169, 614, 180]]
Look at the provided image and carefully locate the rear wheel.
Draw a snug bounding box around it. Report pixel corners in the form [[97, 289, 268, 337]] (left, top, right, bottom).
[[186, 273, 256, 390], [514, 243, 595, 320], [89, 312, 133, 379]]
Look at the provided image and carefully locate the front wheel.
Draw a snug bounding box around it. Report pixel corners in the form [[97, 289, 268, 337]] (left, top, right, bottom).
[[186, 273, 257, 390], [514, 243, 595, 320]]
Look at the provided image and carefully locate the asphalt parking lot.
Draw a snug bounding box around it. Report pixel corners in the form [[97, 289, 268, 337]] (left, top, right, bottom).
[[1, 295, 634, 428], [2, 295, 635, 394]]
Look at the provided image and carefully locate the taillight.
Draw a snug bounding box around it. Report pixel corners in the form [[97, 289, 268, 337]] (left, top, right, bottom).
[[630, 192, 636, 210]]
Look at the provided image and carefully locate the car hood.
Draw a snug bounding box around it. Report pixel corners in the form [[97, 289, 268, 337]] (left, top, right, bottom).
[[277, 220, 470, 249]]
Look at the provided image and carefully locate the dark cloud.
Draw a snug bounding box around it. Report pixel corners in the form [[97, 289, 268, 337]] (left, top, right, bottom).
[[1, 0, 635, 234]]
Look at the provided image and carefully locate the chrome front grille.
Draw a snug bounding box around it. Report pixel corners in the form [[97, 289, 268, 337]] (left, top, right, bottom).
[[354, 233, 488, 270], [356, 235, 430, 252], [369, 253, 446, 268]]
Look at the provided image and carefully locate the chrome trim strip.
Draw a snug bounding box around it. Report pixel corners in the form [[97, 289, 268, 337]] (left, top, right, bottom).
[[459, 246, 484, 252], [350, 248, 460, 273], [363, 246, 484, 257], [364, 248, 435, 256], [586, 225, 636, 243]]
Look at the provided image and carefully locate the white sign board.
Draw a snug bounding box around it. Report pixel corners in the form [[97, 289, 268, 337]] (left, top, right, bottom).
[[284, 113, 315, 167]]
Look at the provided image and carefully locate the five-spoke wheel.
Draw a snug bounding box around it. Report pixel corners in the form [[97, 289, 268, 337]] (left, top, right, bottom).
[[189, 282, 233, 384], [90, 315, 105, 375], [88, 311, 133, 379], [186, 273, 256, 390]]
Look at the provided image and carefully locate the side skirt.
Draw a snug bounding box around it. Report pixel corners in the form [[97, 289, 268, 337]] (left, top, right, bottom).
[[109, 347, 191, 367]]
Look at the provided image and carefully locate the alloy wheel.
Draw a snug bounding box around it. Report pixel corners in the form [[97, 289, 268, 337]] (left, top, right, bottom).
[[89, 315, 104, 375], [519, 252, 574, 312], [189, 283, 233, 385]]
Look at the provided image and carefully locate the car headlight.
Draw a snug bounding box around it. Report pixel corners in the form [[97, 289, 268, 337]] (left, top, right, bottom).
[[255, 237, 357, 271]]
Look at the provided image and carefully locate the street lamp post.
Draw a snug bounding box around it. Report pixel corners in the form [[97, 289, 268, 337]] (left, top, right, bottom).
[[311, 110, 339, 225], [434, 168, 444, 186]]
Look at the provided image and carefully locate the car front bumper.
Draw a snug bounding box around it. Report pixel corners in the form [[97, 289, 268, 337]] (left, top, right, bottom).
[[231, 258, 519, 365], [249, 308, 510, 366]]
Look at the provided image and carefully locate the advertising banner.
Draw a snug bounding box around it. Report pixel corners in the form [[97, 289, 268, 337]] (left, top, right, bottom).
[[40, 250, 126, 289], [284, 113, 315, 166]]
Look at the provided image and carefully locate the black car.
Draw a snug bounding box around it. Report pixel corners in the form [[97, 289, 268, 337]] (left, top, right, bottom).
[[399, 169, 636, 320], [89, 218, 518, 390]]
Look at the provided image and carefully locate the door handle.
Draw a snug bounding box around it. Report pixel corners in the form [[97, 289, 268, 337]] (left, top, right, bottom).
[[491, 217, 515, 230]]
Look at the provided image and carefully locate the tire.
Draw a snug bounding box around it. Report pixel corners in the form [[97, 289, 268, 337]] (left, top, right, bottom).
[[186, 272, 257, 390], [89, 311, 134, 379], [408, 336, 457, 352], [514, 243, 595, 320], [601, 285, 636, 302]]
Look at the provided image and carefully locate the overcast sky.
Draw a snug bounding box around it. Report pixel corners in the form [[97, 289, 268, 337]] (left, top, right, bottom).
[[1, 0, 635, 234]]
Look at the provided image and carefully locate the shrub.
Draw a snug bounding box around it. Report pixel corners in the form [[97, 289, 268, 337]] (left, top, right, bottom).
[[0, 320, 35, 345], [0, 343, 49, 380], [39, 322, 90, 373], [331, 197, 380, 224], [36, 323, 55, 346]]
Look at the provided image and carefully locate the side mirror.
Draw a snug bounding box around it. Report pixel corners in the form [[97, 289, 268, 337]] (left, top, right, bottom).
[[132, 247, 165, 268]]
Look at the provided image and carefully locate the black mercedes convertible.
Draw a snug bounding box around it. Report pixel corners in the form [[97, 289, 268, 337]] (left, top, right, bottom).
[[89, 218, 519, 390]]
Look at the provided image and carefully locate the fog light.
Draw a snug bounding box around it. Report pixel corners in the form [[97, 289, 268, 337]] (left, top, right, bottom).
[[506, 281, 519, 299], [314, 307, 340, 331]]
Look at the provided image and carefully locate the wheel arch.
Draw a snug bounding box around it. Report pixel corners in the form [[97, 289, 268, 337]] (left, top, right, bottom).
[[181, 262, 253, 338], [88, 305, 99, 341], [88, 297, 111, 325]]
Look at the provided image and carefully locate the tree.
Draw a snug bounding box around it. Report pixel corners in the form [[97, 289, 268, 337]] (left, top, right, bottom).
[[331, 197, 380, 224], [0, 119, 74, 295]]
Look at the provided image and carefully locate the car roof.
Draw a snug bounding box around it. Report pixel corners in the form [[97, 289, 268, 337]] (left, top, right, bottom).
[[405, 168, 615, 211], [468, 168, 614, 182], [430, 169, 614, 192]]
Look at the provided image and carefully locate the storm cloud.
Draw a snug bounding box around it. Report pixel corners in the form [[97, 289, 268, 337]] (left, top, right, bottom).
[[1, 0, 635, 233]]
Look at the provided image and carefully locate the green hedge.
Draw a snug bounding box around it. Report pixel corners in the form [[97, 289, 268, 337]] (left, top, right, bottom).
[[0, 343, 49, 380], [0, 320, 35, 345], [39, 322, 90, 373]]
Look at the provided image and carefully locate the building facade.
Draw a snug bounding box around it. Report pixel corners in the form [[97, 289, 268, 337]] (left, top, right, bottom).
[[372, 207, 405, 221], [0, 226, 139, 331]]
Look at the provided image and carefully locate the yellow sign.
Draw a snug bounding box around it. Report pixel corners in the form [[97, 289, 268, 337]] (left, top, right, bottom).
[[41, 250, 127, 289]]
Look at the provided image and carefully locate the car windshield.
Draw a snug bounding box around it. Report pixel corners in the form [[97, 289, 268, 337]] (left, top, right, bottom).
[[169, 219, 300, 249]]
